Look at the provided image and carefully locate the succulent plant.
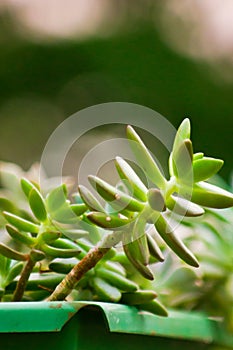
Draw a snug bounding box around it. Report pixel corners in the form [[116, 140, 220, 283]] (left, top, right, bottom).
[[0, 118, 232, 322], [85, 120, 233, 279]]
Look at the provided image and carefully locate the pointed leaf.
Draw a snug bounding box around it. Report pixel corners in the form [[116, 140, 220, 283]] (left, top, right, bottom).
[[155, 214, 199, 267], [29, 188, 47, 222], [193, 157, 224, 182], [3, 212, 39, 233], [41, 244, 80, 258], [0, 243, 27, 261], [21, 178, 39, 198], [172, 118, 191, 154], [115, 157, 147, 201], [132, 216, 150, 265], [87, 211, 130, 229], [172, 139, 193, 184], [78, 185, 105, 212], [191, 182, 233, 208], [146, 233, 164, 262], [6, 224, 36, 246], [123, 241, 154, 280], [138, 299, 168, 317], [126, 125, 166, 189], [89, 175, 144, 212], [166, 195, 204, 217]]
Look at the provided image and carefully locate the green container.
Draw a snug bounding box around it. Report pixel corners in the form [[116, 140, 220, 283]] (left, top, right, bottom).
[[0, 301, 232, 350]]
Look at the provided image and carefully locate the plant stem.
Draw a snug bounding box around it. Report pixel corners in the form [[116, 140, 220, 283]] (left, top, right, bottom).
[[47, 231, 123, 301], [13, 256, 35, 301], [47, 246, 109, 301]]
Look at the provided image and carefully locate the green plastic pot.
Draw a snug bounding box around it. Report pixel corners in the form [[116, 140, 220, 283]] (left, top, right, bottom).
[[0, 301, 232, 350]]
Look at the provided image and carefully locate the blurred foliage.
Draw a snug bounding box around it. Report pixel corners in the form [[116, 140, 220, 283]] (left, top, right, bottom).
[[0, 9, 232, 179]]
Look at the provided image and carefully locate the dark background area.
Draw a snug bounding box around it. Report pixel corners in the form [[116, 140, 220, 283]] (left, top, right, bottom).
[[0, 1, 232, 180]]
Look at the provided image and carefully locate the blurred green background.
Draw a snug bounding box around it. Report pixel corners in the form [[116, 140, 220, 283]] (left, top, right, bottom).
[[0, 1, 232, 180]]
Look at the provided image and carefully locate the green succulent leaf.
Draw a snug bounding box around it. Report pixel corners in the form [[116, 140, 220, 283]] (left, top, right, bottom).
[[121, 290, 157, 305], [41, 244, 81, 258], [123, 242, 154, 280], [46, 184, 68, 213], [166, 195, 204, 217], [70, 203, 87, 216], [103, 260, 126, 276], [0, 243, 27, 261], [29, 188, 47, 222], [126, 125, 167, 189], [92, 277, 122, 302], [88, 175, 144, 212], [193, 157, 224, 183], [87, 211, 130, 229], [3, 212, 40, 233], [77, 185, 105, 212], [172, 118, 191, 153], [6, 224, 36, 246], [132, 217, 150, 265], [20, 178, 39, 198], [50, 238, 81, 250], [146, 233, 164, 262], [50, 238, 88, 258], [172, 139, 193, 184], [138, 299, 168, 317], [191, 182, 233, 208], [6, 273, 65, 292], [115, 156, 147, 201], [96, 267, 138, 292], [193, 152, 204, 161], [49, 258, 78, 274], [155, 214, 199, 267]]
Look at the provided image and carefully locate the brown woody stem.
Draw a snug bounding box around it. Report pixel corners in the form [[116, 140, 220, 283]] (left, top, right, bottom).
[[13, 256, 35, 301], [47, 231, 123, 301]]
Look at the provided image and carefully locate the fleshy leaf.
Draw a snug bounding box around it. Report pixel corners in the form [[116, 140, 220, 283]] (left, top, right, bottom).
[[193, 157, 224, 183], [126, 125, 167, 189]]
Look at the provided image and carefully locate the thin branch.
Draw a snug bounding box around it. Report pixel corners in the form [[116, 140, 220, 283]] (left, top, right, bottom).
[[47, 246, 109, 301], [13, 256, 35, 301], [47, 231, 123, 301]]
